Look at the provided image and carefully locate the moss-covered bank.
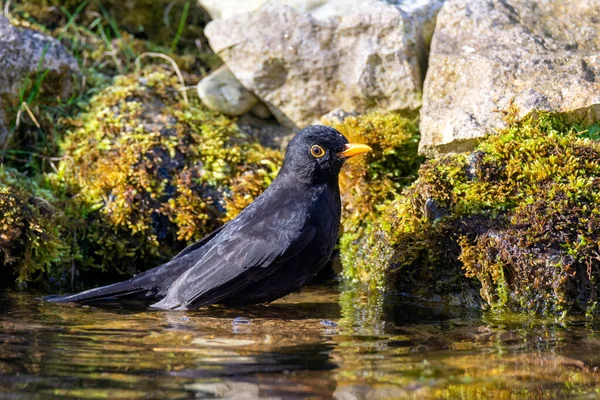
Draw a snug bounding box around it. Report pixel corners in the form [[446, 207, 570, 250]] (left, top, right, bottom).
[[325, 112, 424, 290], [50, 66, 281, 282], [3, 1, 217, 176], [357, 112, 600, 315], [0, 168, 69, 287], [0, 65, 282, 289], [0, 1, 274, 288]]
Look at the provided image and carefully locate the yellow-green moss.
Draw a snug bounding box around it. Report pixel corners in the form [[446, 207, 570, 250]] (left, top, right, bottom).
[[3, 1, 217, 175], [0, 167, 69, 286], [48, 65, 281, 280], [324, 111, 423, 289], [377, 112, 600, 315], [0, 2, 277, 289]]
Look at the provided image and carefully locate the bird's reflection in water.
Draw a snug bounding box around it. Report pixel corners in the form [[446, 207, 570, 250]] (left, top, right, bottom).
[[174, 342, 338, 399]]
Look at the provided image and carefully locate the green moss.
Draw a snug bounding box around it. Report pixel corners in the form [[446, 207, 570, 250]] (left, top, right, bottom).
[[0, 2, 282, 289], [324, 111, 424, 289], [0, 167, 69, 286], [3, 1, 217, 175], [48, 65, 282, 281], [378, 112, 600, 315]]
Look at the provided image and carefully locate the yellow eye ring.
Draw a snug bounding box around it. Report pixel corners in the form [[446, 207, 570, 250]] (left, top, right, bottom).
[[310, 144, 325, 158]]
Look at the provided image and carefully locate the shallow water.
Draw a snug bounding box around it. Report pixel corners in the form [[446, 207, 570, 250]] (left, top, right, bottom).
[[0, 287, 599, 399]]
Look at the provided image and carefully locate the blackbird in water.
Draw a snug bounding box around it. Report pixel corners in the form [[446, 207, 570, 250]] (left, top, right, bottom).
[[46, 125, 371, 310]]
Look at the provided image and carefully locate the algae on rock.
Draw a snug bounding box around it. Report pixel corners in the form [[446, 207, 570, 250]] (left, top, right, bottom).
[[370, 112, 600, 315]]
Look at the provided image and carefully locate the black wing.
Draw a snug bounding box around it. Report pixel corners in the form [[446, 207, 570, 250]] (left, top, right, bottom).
[[152, 198, 316, 310], [45, 224, 227, 303]]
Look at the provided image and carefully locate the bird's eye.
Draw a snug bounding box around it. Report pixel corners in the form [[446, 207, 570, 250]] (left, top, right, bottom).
[[310, 144, 325, 158]]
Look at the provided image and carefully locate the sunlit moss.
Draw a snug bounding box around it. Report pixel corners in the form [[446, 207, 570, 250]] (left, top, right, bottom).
[[324, 111, 423, 289], [3, 2, 217, 176], [377, 112, 600, 315], [48, 65, 281, 280], [0, 167, 69, 286]]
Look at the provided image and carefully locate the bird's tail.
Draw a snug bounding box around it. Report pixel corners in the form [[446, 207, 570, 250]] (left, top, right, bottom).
[[43, 279, 146, 303]]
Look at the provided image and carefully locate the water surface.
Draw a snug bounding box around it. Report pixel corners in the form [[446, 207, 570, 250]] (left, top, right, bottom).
[[0, 287, 599, 399]]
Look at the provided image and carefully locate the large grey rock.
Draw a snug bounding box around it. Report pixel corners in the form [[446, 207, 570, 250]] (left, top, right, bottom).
[[197, 65, 258, 116], [198, 0, 321, 20], [0, 17, 79, 148], [419, 0, 600, 156], [205, 1, 443, 128]]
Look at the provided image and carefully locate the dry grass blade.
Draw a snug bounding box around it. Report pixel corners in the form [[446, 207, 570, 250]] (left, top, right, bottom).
[[2, 0, 11, 17], [18, 102, 42, 130], [1, 102, 43, 159], [135, 52, 189, 105]]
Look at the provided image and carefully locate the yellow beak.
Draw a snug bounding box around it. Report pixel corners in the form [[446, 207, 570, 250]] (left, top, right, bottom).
[[338, 143, 372, 158]]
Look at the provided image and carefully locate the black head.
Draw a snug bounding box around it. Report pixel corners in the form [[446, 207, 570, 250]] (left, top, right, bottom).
[[279, 125, 371, 184]]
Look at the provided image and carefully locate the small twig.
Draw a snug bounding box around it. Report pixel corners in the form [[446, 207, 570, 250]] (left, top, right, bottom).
[[135, 52, 189, 105]]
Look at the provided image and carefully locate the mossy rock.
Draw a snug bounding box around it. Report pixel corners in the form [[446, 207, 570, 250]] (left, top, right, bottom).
[[367, 112, 600, 315], [4, 1, 217, 177], [0, 168, 69, 287], [48, 65, 282, 283], [323, 111, 424, 290]]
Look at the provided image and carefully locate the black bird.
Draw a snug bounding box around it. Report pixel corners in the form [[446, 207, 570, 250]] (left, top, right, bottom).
[[46, 125, 371, 310]]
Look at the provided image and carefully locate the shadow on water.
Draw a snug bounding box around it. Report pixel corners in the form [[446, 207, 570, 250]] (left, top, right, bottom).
[[0, 286, 599, 398]]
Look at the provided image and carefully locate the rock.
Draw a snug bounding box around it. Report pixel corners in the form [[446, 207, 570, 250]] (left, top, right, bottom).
[[235, 114, 295, 149], [320, 108, 359, 125], [197, 65, 258, 116], [0, 168, 67, 286], [205, 1, 442, 128], [419, 0, 600, 156], [249, 102, 272, 119], [0, 16, 79, 149], [324, 112, 422, 289], [198, 0, 317, 20], [199, 0, 443, 31]]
